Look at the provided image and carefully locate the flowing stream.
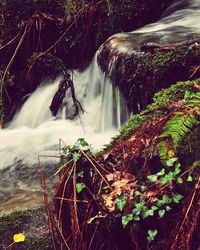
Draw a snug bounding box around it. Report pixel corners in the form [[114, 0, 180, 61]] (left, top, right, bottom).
[[0, 0, 199, 211]]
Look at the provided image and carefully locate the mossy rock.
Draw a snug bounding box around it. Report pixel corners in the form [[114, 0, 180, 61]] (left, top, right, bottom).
[[112, 78, 199, 140], [0, 207, 53, 250], [98, 41, 200, 112]]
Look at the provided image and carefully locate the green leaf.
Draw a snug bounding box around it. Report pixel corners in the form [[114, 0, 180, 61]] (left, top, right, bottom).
[[142, 209, 154, 219], [122, 214, 133, 228], [166, 206, 172, 212], [77, 170, 84, 178], [176, 177, 183, 184], [134, 191, 141, 196], [160, 176, 170, 185], [187, 175, 193, 182], [156, 195, 171, 207], [151, 206, 158, 211], [140, 185, 146, 191], [61, 146, 68, 155], [173, 194, 183, 203], [174, 166, 181, 175], [132, 202, 145, 215], [153, 197, 159, 202], [78, 138, 89, 147], [72, 152, 81, 162], [147, 175, 158, 182], [175, 162, 181, 168], [158, 209, 165, 218], [132, 214, 140, 221], [162, 194, 171, 203], [76, 183, 86, 193], [184, 90, 191, 100], [160, 172, 175, 185], [147, 229, 158, 242], [166, 157, 178, 167], [157, 168, 165, 176], [72, 145, 79, 151], [114, 195, 127, 212]]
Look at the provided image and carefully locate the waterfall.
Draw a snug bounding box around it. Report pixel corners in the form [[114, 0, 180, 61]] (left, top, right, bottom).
[[0, 55, 129, 171], [11, 79, 61, 128]]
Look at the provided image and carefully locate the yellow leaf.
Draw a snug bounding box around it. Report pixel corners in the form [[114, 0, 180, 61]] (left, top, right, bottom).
[[13, 233, 26, 243], [168, 150, 174, 158]]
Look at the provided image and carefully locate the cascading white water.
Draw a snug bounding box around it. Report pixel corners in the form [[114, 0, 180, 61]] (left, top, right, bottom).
[[0, 55, 129, 171], [11, 79, 61, 128], [1, 0, 200, 211]]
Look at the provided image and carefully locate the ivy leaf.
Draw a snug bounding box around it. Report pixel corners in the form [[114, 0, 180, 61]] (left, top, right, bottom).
[[114, 195, 127, 212], [147, 229, 158, 242], [158, 209, 165, 218], [134, 191, 141, 196], [122, 214, 133, 228], [166, 206, 172, 212], [160, 172, 174, 185], [174, 166, 181, 175], [140, 185, 146, 191], [72, 152, 81, 162], [156, 195, 171, 207], [162, 194, 171, 203], [76, 183, 86, 193], [132, 214, 140, 221], [147, 175, 158, 182], [187, 175, 193, 182], [157, 168, 165, 176], [166, 157, 178, 167], [142, 209, 154, 219], [77, 170, 84, 178], [160, 175, 170, 185], [133, 201, 145, 214], [176, 177, 183, 184], [156, 199, 164, 207], [61, 146, 68, 155], [173, 194, 183, 203], [151, 206, 158, 211], [78, 138, 89, 147]]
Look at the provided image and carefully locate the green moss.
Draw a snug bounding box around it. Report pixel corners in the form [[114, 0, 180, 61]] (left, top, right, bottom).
[[148, 46, 200, 72], [116, 114, 146, 140], [0, 209, 30, 239], [148, 78, 200, 109], [110, 78, 200, 145]]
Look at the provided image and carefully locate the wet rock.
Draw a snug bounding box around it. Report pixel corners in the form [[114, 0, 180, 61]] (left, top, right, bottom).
[[97, 38, 200, 113]]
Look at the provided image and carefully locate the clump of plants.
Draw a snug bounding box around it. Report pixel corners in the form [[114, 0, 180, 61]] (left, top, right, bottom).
[[52, 85, 199, 249]]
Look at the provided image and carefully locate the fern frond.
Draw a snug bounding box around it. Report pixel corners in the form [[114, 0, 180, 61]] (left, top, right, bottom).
[[158, 91, 200, 160]]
